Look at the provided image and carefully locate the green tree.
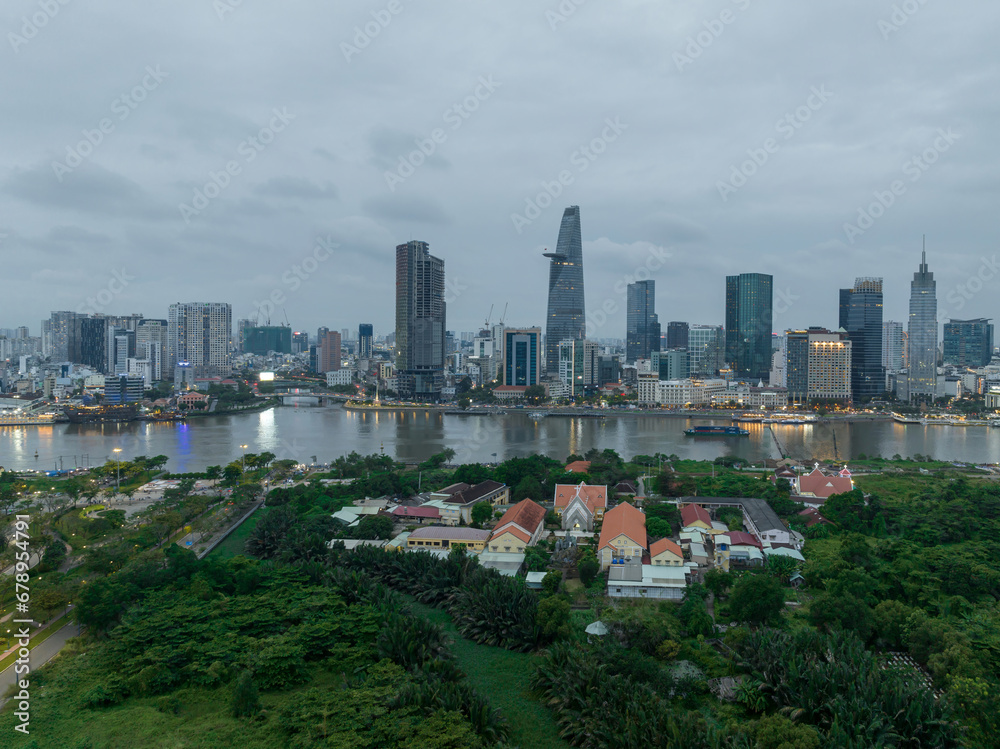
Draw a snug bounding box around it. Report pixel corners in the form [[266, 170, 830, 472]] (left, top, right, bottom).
[[729, 574, 785, 626], [578, 553, 600, 587], [542, 570, 562, 595], [231, 670, 260, 717], [537, 595, 571, 640], [704, 568, 733, 598], [470, 501, 494, 527], [513, 475, 543, 502], [354, 514, 395, 540]]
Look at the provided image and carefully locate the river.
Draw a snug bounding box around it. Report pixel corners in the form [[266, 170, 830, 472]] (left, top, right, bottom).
[[1, 403, 999, 472]]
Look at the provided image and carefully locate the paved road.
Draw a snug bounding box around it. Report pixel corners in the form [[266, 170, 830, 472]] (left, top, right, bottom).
[[0, 621, 78, 703]]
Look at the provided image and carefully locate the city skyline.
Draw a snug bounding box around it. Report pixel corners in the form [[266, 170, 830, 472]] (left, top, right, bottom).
[[2, 3, 999, 338]]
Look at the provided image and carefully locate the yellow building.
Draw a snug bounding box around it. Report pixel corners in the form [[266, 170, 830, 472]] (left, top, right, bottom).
[[406, 527, 490, 552], [488, 499, 547, 554], [597, 503, 647, 570], [649, 538, 684, 567]]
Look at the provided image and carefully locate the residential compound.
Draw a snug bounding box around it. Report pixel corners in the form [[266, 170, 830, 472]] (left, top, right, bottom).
[[424, 480, 509, 525]]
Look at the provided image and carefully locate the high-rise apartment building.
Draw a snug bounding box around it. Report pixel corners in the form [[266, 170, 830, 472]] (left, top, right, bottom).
[[318, 330, 342, 373], [943, 319, 994, 368], [395, 240, 446, 402], [291, 331, 309, 354], [882, 321, 904, 373], [168, 302, 233, 377], [245, 326, 292, 355], [236, 319, 254, 354], [907, 250, 938, 401], [544, 206, 585, 375], [358, 324, 374, 358], [786, 328, 852, 401], [42, 311, 84, 362], [839, 277, 884, 402], [625, 281, 660, 363], [136, 319, 168, 381], [725, 273, 773, 382], [502, 328, 542, 387]]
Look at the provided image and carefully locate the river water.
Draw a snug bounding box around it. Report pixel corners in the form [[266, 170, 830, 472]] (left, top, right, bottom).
[[1, 403, 999, 473]]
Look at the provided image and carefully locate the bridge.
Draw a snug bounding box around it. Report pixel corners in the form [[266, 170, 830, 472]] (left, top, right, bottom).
[[273, 388, 328, 406]]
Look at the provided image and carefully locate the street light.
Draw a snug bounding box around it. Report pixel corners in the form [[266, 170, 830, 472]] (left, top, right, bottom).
[[240, 444, 248, 472], [112, 448, 122, 496]]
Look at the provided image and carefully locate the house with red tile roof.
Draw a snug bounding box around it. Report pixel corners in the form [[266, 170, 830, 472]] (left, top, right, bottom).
[[597, 503, 647, 569], [487, 499, 547, 553], [798, 507, 831, 527], [649, 538, 684, 567], [680, 503, 712, 531], [795, 463, 853, 502], [554, 482, 607, 532], [390, 505, 441, 524]]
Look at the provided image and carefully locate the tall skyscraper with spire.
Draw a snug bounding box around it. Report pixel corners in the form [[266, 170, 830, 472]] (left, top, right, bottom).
[[544, 206, 585, 375], [907, 246, 938, 402]]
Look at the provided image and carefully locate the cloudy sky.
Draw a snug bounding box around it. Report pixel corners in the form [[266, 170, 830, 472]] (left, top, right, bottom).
[[3, 0, 999, 342]]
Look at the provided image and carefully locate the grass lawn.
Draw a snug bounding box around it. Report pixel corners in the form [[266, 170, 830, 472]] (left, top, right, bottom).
[[205, 512, 260, 560], [407, 600, 569, 749]]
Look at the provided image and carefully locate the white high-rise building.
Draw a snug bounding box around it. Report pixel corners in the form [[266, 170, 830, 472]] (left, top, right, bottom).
[[168, 302, 233, 377], [882, 320, 904, 373]]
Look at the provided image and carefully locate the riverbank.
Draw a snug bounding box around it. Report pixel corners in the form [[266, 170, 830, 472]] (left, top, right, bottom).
[[184, 398, 279, 418]]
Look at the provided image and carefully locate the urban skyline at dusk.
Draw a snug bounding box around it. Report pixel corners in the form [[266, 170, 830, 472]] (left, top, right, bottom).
[[2, 2, 999, 337]]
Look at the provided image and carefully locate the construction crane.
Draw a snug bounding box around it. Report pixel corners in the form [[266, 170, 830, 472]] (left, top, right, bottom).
[[498, 302, 508, 326], [484, 304, 494, 330]]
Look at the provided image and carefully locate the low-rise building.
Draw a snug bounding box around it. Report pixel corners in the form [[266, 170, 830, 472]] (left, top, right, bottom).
[[597, 502, 647, 569], [428, 480, 509, 525], [649, 538, 684, 567], [390, 505, 441, 524], [680, 503, 713, 532], [406, 527, 491, 552], [607, 562, 688, 600], [488, 499, 547, 553]]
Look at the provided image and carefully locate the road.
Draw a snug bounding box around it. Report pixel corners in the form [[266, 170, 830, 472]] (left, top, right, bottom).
[[0, 621, 78, 705]]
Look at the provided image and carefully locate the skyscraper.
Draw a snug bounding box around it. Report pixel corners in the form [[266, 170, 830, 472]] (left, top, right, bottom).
[[626, 281, 660, 363], [907, 250, 938, 401], [666, 322, 689, 350], [786, 328, 852, 401], [318, 330, 342, 373], [502, 328, 542, 386], [395, 240, 446, 402], [137, 319, 168, 381], [839, 277, 884, 402], [725, 273, 773, 382], [688, 324, 724, 376], [544, 206, 585, 375], [168, 302, 233, 377], [358, 323, 374, 358], [943, 319, 994, 368], [882, 321, 904, 372]]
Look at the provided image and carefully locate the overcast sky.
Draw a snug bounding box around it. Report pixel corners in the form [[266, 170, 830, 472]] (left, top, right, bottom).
[[3, 0, 999, 342]]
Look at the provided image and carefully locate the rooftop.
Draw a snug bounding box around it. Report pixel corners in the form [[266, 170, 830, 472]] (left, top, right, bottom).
[[491, 498, 547, 541], [446, 480, 506, 505], [649, 538, 683, 559], [681, 503, 712, 527], [409, 527, 491, 542], [598, 502, 647, 551], [554, 482, 607, 512]]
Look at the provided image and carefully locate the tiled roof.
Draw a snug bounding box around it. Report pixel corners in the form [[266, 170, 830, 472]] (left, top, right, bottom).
[[491, 499, 546, 542], [681, 503, 712, 527], [798, 467, 853, 498], [649, 538, 683, 559], [598, 502, 647, 551], [727, 531, 762, 549], [409, 527, 491, 542], [554, 482, 607, 512], [446, 480, 506, 505], [391, 506, 440, 519], [565, 460, 591, 473]]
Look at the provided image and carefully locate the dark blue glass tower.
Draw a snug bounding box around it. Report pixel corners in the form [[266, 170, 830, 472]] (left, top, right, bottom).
[[725, 273, 773, 382], [544, 206, 585, 375], [839, 277, 884, 402]]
